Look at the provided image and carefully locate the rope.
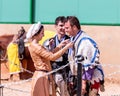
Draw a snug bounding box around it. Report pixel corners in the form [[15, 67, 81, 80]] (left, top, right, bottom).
[[0, 63, 70, 87], [0, 63, 120, 94]]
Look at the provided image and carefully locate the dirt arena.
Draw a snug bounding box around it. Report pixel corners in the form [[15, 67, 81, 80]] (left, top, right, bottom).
[[0, 24, 120, 96]]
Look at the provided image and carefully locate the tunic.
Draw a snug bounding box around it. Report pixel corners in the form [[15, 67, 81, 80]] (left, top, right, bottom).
[[68, 30, 104, 90], [28, 42, 69, 96]]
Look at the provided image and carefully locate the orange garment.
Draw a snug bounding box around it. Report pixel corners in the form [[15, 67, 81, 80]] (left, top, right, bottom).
[[31, 71, 49, 96], [28, 43, 68, 96]]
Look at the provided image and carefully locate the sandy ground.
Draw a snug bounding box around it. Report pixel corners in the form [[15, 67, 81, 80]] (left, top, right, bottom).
[[1, 58, 120, 96], [1, 80, 120, 96], [1, 75, 120, 96], [1, 61, 120, 96]]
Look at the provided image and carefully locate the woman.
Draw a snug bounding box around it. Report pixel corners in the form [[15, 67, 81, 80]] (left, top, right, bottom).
[[26, 22, 73, 96]]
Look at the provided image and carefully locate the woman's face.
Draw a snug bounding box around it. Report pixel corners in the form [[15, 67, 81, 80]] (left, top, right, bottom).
[[36, 28, 44, 41]]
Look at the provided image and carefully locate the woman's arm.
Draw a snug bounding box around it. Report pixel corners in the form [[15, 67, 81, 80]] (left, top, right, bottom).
[[34, 41, 73, 61]]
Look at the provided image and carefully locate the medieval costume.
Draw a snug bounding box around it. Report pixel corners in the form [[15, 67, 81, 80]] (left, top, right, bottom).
[[68, 30, 104, 95], [26, 22, 73, 96]]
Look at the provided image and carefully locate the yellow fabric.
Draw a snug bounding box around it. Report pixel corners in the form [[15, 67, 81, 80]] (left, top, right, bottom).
[[39, 30, 56, 45], [7, 43, 21, 74]]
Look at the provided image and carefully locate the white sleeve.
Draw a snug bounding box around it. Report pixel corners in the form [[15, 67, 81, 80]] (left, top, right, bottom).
[[77, 39, 97, 64]]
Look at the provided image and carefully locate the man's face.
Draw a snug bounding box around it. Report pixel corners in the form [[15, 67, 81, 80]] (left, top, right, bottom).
[[64, 21, 74, 37], [55, 21, 65, 35]]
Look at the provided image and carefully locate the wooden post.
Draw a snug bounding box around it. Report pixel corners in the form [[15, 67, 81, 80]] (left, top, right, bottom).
[[76, 55, 84, 96]]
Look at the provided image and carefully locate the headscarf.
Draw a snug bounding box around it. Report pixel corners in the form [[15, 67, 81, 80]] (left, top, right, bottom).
[[24, 21, 42, 42]]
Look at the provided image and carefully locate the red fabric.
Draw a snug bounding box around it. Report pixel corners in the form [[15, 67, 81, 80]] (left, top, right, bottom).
[[91, 81, 100, 90]]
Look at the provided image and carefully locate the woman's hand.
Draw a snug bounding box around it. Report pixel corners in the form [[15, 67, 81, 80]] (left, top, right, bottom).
[[49, 39, 54, 48], [57, 39, 71, 48], [65, 41, 74, 48]]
